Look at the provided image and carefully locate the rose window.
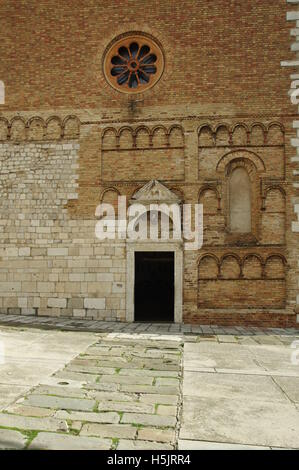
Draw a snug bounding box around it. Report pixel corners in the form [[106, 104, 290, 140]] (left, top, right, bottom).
[[103, 34, 164, 93]]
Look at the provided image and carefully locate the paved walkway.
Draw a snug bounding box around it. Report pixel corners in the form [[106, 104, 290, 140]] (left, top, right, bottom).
[[0, 327, 182, 449], [0, 313, 298, 335], [0, 318, 298, 450], [180, 337, 299, 449], [0, 326, 97, 411]]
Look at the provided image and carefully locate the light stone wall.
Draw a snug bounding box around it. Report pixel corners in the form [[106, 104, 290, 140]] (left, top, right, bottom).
[[0, 140, 126, 321], [283, 0, 299, 323]]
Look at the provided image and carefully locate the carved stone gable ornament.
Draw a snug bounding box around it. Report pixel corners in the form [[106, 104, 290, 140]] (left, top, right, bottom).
[[130, 180, 181, 205]]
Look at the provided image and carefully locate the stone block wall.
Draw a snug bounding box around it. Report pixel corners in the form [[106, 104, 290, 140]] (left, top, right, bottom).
[[282, 0, 299, 324], [0, 123, 126, 321]]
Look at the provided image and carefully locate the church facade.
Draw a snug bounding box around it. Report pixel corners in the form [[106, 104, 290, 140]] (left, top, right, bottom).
[[0, 0, 298, 326]]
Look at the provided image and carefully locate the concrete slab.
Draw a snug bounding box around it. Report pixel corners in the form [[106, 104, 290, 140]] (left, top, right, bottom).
[[273, 376, 299, 403], [0, 326, 97, 409], [248, 345, 299, 376], [184, 342, 263, 372], [0, 384, 28, 409], [183, 372, 288, 403], [180, 338, 299, 450], [180, 395, 299, 449], [178, 439, 270, 450]]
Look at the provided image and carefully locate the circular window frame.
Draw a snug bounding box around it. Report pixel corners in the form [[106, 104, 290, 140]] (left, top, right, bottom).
[[103, 33, 165, 94]]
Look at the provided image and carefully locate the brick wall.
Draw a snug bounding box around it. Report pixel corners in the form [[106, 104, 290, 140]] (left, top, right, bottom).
[[0, 0, 294, 113], [0, 0, 298, 326]]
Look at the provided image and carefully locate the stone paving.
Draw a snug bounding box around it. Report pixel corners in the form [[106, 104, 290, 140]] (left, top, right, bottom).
[[0, 313, 298, 336], [179, 334, 299, 450], [0, 331, 183, 450], [0, 316, 299, 450]]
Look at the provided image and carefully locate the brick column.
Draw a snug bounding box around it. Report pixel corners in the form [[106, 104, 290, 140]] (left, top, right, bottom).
[[282, 0, 299, 322]]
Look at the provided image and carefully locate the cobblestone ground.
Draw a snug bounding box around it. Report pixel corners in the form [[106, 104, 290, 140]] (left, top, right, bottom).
[[0, 333, 183, 450]]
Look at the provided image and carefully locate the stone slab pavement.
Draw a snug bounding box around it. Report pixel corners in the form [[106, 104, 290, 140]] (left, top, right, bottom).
[[179, 339, 299, 450], [0, 324, 183, 450], [0, 317, 298, 450], [0, 326, 98, 410]]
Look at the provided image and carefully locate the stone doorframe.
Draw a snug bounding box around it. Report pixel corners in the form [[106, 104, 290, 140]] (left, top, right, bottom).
[[126, 241, 183, 323]]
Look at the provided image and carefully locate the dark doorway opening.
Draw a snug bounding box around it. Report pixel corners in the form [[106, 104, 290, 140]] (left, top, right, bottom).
[[134, 251, 174, 322]]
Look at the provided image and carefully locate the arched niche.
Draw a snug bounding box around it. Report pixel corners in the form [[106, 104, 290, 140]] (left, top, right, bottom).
[[46, 117, 62, 140], [64, 116, 80, 138], [264, 255, 286, 279], [28, 117, 45, 141], [220, 254, 241, 279], [132, 209, 175, 240], [199, 187, 219, 214], [152, 126, 168, 147], [198, 126, 214, 147], [135, 127, 150, 148], [10, 118, 26, 141], [119, 127, 134, 148], [242, 255, 263, 279], [215, 125, 230, 146], [169, 126, 184, 147], [250, 124, 265, 146], [232, 124, 248, 146], [198, 255, 219, 279], [100, 188, 120, 217], [102, 128, 117, 148], [229, 167, 252, 233]]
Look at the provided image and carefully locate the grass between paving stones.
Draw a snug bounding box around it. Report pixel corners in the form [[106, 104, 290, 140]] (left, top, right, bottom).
[[92, 401, 99, 413], [1, 338, 183, 449], [24, 430, 39, 449], [0, 424, 33, 435], [111, 438, 119, 450], [0, 410, 83, 438], [0, 425, 70, 449], [0, 427, 38, 450]]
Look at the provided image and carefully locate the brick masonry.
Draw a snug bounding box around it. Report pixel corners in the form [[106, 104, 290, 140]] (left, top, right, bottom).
[[0, 0, 298, 327]]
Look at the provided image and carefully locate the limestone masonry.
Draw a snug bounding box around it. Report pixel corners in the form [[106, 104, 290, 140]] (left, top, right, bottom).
[[0, 0, 298, 326]]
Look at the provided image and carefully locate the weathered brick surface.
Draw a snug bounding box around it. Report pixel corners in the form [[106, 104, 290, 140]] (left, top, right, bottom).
[[0, 0, 293, 113]]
